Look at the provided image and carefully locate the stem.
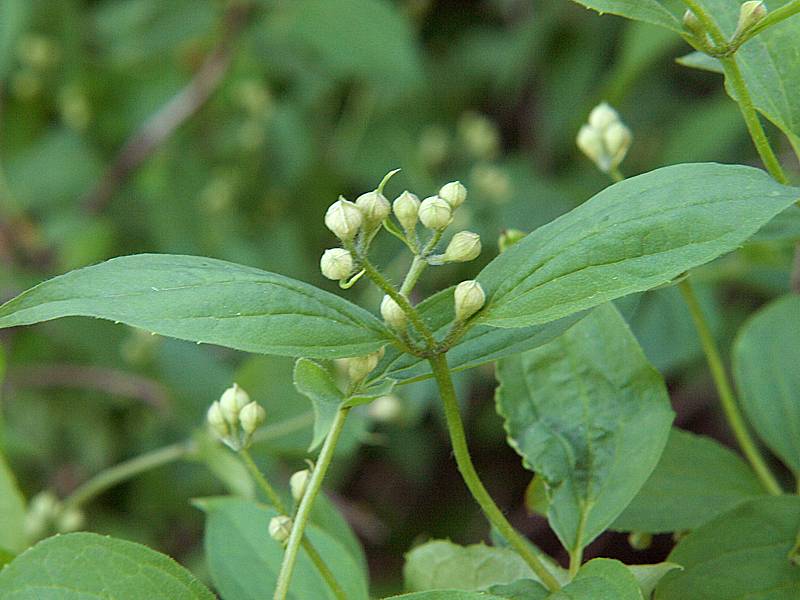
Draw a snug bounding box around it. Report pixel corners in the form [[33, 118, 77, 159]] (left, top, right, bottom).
[[240, 448, 285, 510], [568, 504, 590, 578], [274, 407, 351, 600], [719, 56, 788, 184], [609, 167, 624, 183], [399, 230, 444, 297], [301, 541, 347, 600], [428, 353, 561, 592], [681, 0, 727, 45], [678, 279, 782, 495], [61, 442, 192, 513]]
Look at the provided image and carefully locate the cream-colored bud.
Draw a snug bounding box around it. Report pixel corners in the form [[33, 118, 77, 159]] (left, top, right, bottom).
[[438, 181, 468, 208], [219, 383, 251, 426], [454, 280, 486, 321], [418, 196, 452, 230], [269, 515, 293, 544], [735, 1, 767, 36], [240, 401, 266, 435], [443, 231, 481, 263], [320, 248, 354, 281], [604, 122, 632, 170], [393, 191, 420, 231], [588, 102, 619, 132], [56, 508, 85, 533], [290, 469, 311, 501], [325, 199, 362, 241], [498, 229, 527, 253], [207, 401, 229, 438], [355, 190, 391, 228], [380, 295, 407, 329], [682, 9, 704, 35], [345, 347, 385, 382], [368, 395, 404, 423], [576, 125, 605, 167]]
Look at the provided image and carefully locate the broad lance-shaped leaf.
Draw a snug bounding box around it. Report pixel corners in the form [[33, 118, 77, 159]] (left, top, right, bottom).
[[612, 428, 764, 534], [0, 532, 215, 599], [496, 304, 674, 553], [0, 450, 27, 556], [476, 163, 800, 329], [0, 254, 393, 359], [574, 1, 800, 154], [734, 294, 800, 475], [656, 496, 800, 599]]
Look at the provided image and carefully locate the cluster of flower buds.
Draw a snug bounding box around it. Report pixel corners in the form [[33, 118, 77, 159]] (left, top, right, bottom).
[[24, 491, 84, 541], [207, 383, 266, 451], [576, 102, 632, 175]]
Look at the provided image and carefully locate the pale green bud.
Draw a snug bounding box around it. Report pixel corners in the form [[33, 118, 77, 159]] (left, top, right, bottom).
[[290, 469, 311, 501], [207, 401, 230, 438], [269, 515, 293, 544], [576, 125, 605, 167], [682, 9, 704, 36], [735, 1, 767, 36], [219, 383, 251, 426], [368, 395, 404, 423], [393, 191, 421, 231], [355, 190, 391, 228], [498, 229, 527, 253], [604, 122, 632, 170], [345, 347, 385, 382], [443, 231, 481, 263], [458, 112, 500, 160], [588, 102, 619, 132], [628, 531, 653, 550], [325, 199, 362, 241], [438, 181, 468, 209], [454, 280, 486, 321], [419, 196, 452, 230], [240, 401, 266, 436], [320, 248, 354, 280], [56, 508, 85, 533], [380, 295, 407, 329]]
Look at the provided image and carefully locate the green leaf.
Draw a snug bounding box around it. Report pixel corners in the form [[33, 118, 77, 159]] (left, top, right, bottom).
[[487, 579, 549, 600], [0, 450, 26, 554], [0, 547, 14, 567], [0, 0, 31, 81], [294, 358, 346, 451], [656, 496, 800, 599], [570, 1, 683, 32], [403, 540, 545, 592], [612, 428, 764, 533], [0, 254, 393, 359], [0, 532, 214, 599], [626, 563, 682, 598], [496, 304, 674, 552], [198, 497, 369, 600], [476, 164, 800, 329], [734, 294, 800, 475], [385, 593, 511, 600], [552, 559, 644, 600]]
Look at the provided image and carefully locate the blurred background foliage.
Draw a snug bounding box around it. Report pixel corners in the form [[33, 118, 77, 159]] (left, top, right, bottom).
[[0, 0, 798, 594]]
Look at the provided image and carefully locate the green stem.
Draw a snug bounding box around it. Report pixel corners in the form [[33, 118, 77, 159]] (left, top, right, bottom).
[[240, 448, 286, 510], [719, 56, 788, 184], [428, 353, 561, 592], [301, 541, 347, 600], [273, 407, 351, 600], [681, 0, 727, 45], [61, 442, 192, 513], [678, 279, 782, 495], [609, 167, 624, 183], [568, 504, 590, 578], [399, 230, 442, 297]]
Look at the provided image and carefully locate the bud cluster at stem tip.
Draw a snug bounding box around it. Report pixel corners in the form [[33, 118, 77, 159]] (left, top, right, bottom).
[[576, 102, 632, 174], [207, 383, 266, 451]]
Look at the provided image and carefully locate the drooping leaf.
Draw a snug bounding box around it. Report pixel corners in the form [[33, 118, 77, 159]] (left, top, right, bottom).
[[734, 295, 800, 474], [0, 450, 26, 555], [0, 254, 393, 359], [612, 428, 764, 533], [656, 496, 800, 599], [198, 497, 369, 600], [552, 559, 644, 600], [476, 164, 799, 329], [294, 358, 346, 451], [403, 540, 545, 592], [496, 304, 674, 552], [0, 532, 215, 599]]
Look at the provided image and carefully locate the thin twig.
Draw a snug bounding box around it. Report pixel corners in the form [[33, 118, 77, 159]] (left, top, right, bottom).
[[82, 2, 252, 214]]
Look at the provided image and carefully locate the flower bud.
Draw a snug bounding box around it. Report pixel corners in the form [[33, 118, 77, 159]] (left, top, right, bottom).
[[380, 295, 407, 329], [588, 102, 619, 132], [735, 1, 767, 36], [325, 199, 362, 241], [207, 401, 230, 438], [498, 229, 527, 253], [682, 9, 704, 36], [345, 347, 384, 382], [290, 469, 311, 501], [454, 280, 486, 321], [320, 248, 354, 281], [418, 196, 452, 230], [240, 401, 266, 435], [219, 383, 251, 426], [576, 125, 605, 167], [628, 531, 653, 551], [56, 508, 85, 533], [443, 231, 481, 263], [355, 190, 391, 228], [269, 515, 293, 544], [368, 395, 404, 423], [604, 122, 632, 170], [438, 181, 468, 208], [393, 191, 420, 231]]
